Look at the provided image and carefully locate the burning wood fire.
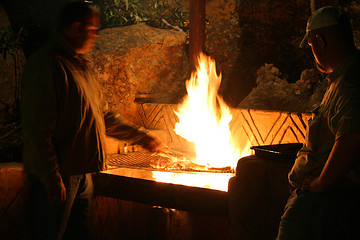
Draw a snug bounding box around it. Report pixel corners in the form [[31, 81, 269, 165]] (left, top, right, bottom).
[[152, 53, 252, 191]]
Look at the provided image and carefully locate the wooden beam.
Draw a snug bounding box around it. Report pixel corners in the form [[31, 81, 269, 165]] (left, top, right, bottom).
[[189, 0, 206, 71]]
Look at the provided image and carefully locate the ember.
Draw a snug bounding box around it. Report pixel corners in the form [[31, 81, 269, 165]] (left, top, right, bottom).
[[152, 171, 234, 192]]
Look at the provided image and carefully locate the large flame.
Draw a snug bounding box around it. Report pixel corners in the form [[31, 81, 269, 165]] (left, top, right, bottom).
[[174, 53, 242, 168], [152, 53, 252, 191]]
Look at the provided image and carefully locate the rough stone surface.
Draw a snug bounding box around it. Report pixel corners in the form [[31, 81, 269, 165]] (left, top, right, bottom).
[[88, 23, 189, 122], [0, 162, 29, 240], [238, 64, 328, 112], [215, 0, 312, 107]]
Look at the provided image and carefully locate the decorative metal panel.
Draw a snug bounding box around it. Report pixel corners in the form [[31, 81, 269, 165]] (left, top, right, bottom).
[[134, 103, 311, 148]]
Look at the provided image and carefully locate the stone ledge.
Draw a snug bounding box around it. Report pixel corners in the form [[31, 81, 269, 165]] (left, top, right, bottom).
[[0, 162, 29, 240]]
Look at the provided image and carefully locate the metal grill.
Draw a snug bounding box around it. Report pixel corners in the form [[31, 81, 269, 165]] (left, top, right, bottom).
[[107, 152, 168, 168], [107, 151, 234, 174]]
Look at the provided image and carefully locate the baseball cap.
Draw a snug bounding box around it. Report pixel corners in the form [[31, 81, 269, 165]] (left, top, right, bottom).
[[299, 6, 346, 48]]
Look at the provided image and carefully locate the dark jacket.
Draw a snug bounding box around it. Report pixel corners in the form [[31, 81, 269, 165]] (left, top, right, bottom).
[[21, 35, 146, 189]]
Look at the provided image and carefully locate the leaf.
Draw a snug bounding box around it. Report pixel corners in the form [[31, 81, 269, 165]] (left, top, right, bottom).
[[124, 0, 129, 10], [114, 0, 121, 7]]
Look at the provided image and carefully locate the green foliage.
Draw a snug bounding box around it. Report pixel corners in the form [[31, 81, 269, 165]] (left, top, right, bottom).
[[147, 0, 188, 30], [0, 26, 26, 60], [93, 0, 148, 28], [93, 0, 188, 31]]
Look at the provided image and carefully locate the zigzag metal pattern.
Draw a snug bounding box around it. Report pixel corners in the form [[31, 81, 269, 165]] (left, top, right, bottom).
[[134, 103, 311, 148], [135, 103, 183, 144]]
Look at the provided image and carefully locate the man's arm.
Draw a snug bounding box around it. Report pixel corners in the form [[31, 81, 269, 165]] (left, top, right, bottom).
[[303, 130, 360, 192], [104, 111, 162, 152]]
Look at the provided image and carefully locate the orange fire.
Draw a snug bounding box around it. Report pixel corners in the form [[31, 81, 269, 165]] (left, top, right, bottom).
[[174, 53, 249, 168], [152, 53, 252, 191]]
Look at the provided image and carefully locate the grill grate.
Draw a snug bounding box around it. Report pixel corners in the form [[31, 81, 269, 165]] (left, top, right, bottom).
[[107, 151, 234, 173], [107, 152, 168, 168]]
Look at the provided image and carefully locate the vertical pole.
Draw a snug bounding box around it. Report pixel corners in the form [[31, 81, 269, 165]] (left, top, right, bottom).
[[189, 0, 206, 72]]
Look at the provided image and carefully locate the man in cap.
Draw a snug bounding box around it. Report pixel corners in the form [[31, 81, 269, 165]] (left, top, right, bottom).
[[277, 6, 360, 239], [21, 1, 161, 239]]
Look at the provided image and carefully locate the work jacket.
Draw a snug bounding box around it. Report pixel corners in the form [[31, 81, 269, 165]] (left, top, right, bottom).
[[21, 35, 146, 189]]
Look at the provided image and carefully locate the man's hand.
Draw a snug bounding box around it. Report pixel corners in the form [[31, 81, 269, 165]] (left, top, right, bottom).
[[47, 180, 66, 204], [134, 134, 163, 153]]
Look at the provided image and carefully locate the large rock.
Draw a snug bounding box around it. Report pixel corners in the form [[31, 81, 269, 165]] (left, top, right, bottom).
[[217, 0, 312, 107], [88, 23, 189, 122], [238, 64, 328, 112]]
